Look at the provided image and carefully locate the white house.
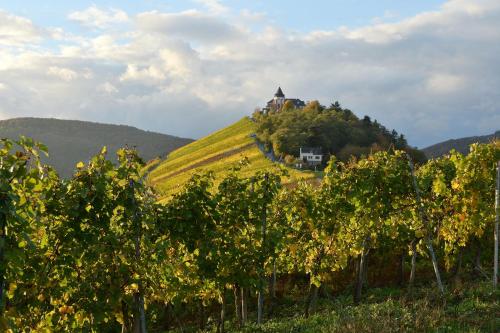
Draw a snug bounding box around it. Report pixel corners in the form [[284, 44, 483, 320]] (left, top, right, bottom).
[[299, 147, 323, 165]]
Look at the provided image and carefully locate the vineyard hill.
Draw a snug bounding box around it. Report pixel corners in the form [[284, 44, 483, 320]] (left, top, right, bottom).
[[146, 117, 317, 202]]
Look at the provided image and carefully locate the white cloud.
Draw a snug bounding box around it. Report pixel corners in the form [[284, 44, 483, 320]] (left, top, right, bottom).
[[136, 10, 241, 43], [82, 68, 94, 79], [0, 10, 41, 46], [68, 5, 129, 29], [1, 0, 500, 147], [441, 0, 490, 15], [47, 66, 79, 81], [427, 73, 465, 94], [59, 45, 82, 57], [159, 46, 201, 79], [340, 0, 500, 44], [98, 82, 118, 94], [240, 9, 267, 22], [194, 0, 229, 15], [119, 64, 166, 84]]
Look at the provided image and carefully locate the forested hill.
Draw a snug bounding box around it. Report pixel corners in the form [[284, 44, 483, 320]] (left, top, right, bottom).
[[253, 101, 426, 163], [423, 130, 500, 158], [0, 117, 192, 177]]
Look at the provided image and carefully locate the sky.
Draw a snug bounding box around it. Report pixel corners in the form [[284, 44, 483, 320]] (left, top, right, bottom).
[[0, 0, 499, 148]]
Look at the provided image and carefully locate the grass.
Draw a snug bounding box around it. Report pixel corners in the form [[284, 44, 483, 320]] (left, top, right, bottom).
[[146, 117, 316, 201], [164, 281, 499, 333], [141, 157, 162, 177]]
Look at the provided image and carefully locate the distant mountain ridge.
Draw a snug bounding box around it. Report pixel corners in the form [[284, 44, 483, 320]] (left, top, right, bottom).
[[423, 130, 499, 158], [0, 117, 193, 177]]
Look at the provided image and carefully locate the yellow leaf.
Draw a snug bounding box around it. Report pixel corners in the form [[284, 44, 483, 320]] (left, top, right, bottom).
[[59, 305, 73, 314], [115, 311, 124, 324], [76, 161, 85, 169]]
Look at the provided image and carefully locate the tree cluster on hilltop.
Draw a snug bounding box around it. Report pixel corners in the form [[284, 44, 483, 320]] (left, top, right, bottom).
[[253, 100, 426, 165]]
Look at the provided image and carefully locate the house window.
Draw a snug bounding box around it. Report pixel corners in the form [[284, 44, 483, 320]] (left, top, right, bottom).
[[315, 156, 320, 160]]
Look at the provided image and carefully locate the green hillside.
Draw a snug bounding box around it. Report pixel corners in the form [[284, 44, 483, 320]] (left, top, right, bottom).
[[147, 117, 317, 201]]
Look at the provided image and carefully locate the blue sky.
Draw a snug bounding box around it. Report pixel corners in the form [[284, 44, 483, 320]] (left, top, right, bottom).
[[1, 1, 446, 33], [0, 0, 499, 147]]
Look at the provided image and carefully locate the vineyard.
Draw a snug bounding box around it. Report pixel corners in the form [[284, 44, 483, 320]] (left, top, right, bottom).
[[0, 136, 499, 332], [146, 117, 316, 202]]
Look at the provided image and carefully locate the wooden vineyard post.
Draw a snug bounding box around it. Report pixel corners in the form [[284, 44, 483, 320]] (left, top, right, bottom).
[[241, 287, 248, 325], [407, 156, 444, 295], [234, 284, 241, 328], [494, 161, 499, 288], [354, 238, 368, 304], [408, 239, 417, 290], [219, 288, 226, 333]]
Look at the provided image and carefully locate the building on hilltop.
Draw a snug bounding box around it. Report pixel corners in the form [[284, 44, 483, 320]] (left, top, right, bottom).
[[262, 87, 306, 113]]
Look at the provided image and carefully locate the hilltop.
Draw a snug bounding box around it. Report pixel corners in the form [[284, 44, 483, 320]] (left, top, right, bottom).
[[254, 98, 426, 165], [0, 117, 192, 178], [423, 130, 500, 158], [147, 94, 428, 201], [146, 117, 317, 202]]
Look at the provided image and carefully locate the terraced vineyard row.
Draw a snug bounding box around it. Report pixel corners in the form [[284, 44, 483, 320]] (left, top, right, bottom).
[[147, 117, 316, 201]]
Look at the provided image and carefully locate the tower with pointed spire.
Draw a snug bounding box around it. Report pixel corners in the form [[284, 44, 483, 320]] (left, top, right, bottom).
[[262, 86, 305, 113], [273, 86, 285, 109]]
